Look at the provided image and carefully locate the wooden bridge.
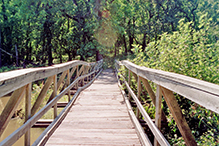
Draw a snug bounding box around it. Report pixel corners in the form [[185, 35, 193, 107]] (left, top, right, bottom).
[[0, 59, 219, 146]]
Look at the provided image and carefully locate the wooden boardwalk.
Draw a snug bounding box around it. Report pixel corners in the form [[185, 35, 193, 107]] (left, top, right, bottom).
[[45, 69, 141, 146]]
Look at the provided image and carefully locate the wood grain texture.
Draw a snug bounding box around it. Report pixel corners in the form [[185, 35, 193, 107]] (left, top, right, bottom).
[[0, 69, 102, 146], [0, 60, 91, 97], [0, 86, 26, 136], [117, 60, 219, 115], [140, 77, 167, 123], [161, 87, 197, 146], [45, 69, 141, 146]]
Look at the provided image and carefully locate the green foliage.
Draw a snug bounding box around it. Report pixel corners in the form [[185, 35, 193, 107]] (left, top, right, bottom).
[[131, 17, 219, 144], [133, 17, 219, 84]]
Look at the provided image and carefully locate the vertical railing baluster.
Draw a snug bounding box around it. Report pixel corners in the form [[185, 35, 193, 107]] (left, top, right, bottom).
[[25, 83, 31, 146], [82, 66, 84, 86], [154, 85, 162, 146], [128, 70, 131, 100], [53, 75, 57, 119], [67, 69, 71, 102], [76, 65, 79, 89], [136, 76, 142, 119]]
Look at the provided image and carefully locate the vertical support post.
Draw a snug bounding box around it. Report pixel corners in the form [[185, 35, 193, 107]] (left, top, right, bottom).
[[88, 66, 91, 82], [82, 66, 84, 86], [128, 70, 131, 100], [136, 76, 142, 119], [53, 75, 57, 119], [25, 83, 31, 146], [67, 69, 71, 102], [84, 66, 87, 85], [76, 65, 79, 89], [140, 77, 167, 123], [154, 85, 162, 146]]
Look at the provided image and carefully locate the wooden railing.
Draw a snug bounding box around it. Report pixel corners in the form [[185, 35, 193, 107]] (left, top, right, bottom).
[[115, 60, 219, 146], [0, 59, 103, 146]]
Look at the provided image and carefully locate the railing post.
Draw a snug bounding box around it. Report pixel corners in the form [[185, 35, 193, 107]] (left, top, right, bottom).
[[76, 65, 79, 89], [53, 75, 57, 119], [140, 77, 168, 123], [128, 70, 131, 100], [82, 66, 84, 86], [154, 85, 162, 146], [25, 83, 31, 146], [136, 76, 142, 119], [67, 69, 71, 102]]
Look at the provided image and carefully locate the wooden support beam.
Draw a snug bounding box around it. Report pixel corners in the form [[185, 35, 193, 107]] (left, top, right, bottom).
[[67, 69, 71, 102], [0, 86, 26, 136], [128, 70, 131, 100], [136, 76, 142, 119], [76, 66, 79, 89], [140, 77, 167, 123], [32, 119, 53, 128], [161, 87, 197, 146], [57, 70, 68, 89], [81, 66, 84, 86], [47, 71, 68, 103], [25, 83, 31, 146], [52, 102, 68, 108], [154, 85, 162, 146], [31, 76, 53, 116], [132, 71, 138, 82], [53, 75, 57, 119]]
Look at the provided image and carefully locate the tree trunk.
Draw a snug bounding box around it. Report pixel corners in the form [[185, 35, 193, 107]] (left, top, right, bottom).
[[114, 46, 117, 57], [123, 34, 128, 55], [15, 44, 18, 66], [95, 0, 102, 61], [47, 32, 53, 66], [142, 33, 147, 51]]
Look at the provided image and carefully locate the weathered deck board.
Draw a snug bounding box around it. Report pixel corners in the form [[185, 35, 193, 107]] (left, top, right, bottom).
[[45, 69, 141, 146]]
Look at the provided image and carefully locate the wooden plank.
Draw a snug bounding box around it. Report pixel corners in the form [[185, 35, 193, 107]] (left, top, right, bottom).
[[140, 77, 167, 123], [128, 70, 131, 100], [117, 60, 219, 114], [136, 76, 142, 119], [0, 86, 26, 136], [76, 65, 79, 89], [34, 69, 103, 146], [154, 85, 162, 146], [53, 75, 57, 119], [52, 102, 68, 108], [44, 69, 141, 146], [25, 83, 31, 146], [161, 87, 197, 146], [81, 65, 84, 86], [67, 69, 71, 102], [32, 119, 53, 128], [31, 76, 53, 116]]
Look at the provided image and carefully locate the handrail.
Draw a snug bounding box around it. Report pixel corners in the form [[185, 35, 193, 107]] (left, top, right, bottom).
[[0, 59, 103, 146], [114, 60, 219, 146], [117, 60, 219, 114], [0, 60, 96, 98], [115, 61, 170, 146]]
